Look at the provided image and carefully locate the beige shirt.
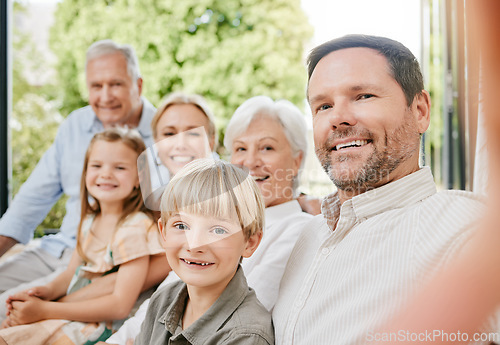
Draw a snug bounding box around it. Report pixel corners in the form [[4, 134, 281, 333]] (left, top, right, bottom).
[[273, 167, 485, 345]]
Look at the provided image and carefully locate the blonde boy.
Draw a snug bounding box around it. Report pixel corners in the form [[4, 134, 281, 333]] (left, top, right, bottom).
[[134, 159, 274, 345]]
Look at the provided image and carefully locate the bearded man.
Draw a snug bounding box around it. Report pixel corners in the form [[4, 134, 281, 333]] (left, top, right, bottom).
[[272, 34, 486, 345]]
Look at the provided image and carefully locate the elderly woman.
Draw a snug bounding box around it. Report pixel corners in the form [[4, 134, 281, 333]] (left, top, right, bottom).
[[224, 95, 313, 309], [101, 95, 313, 345]]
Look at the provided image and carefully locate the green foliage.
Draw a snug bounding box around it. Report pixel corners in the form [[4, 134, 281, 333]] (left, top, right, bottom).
[[49, 0, 313, 144], [12, 2, 67, 236]]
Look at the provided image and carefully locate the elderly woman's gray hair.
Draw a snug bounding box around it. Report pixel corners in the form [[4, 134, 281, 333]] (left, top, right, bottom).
[[86, 39, 141, 82], [224, 95, 308, 193]]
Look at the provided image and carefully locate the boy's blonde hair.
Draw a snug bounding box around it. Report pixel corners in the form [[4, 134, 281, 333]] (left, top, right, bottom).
[[160, 159, 264, 240]]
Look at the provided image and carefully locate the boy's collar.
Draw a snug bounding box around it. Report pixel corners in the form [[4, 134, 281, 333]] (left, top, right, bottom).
[[163, 265, 249, 342]]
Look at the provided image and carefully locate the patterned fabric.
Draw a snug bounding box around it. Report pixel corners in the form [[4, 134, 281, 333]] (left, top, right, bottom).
[[73, 212, 162, 278], [0, 320, 112, 345]]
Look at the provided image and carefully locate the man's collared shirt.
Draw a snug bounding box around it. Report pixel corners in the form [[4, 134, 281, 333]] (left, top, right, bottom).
[[136, 265, 274, 345], [273, 167, 485, 345], [0, 98, 156, 257]]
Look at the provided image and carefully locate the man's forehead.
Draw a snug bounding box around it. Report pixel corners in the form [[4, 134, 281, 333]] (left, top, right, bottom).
[[311, 47, 389, 76], [86, 53, 129, 75], [307, 48, 392, 98], [87, 51, 127, 65]]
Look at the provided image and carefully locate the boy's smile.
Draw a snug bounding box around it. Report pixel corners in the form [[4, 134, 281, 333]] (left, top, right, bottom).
[[180, 258, 214, 267]]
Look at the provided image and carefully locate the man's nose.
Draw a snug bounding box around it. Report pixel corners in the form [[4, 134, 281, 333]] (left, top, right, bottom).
[[327, 100, 357, 129], [100, 85, 113, 102]]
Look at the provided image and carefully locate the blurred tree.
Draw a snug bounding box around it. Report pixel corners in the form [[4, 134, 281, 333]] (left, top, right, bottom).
[[49, 0, 313, 150], [12, 1, 67, 236]]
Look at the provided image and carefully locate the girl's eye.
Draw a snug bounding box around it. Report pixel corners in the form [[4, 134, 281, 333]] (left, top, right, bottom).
[[162, 132, 175, 137], [90, 164, 101, 168], [234, 147, 246, 152], [116, 166, 126, 170], [188, 132, 201, 137], [212, 227, 228, 235], [174, 223, 189, 231]]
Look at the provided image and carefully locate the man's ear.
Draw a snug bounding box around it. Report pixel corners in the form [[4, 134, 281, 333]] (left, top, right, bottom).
[[136, 77, 143, 96], [413, 90, 431, 134], [241, 232, 263, 259]]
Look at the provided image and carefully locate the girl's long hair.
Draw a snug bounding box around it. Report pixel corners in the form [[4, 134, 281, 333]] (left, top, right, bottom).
[[76, 127, 153, 263]]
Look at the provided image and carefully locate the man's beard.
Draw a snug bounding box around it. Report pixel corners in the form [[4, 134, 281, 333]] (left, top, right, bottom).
[[315, 115, 420, 195]]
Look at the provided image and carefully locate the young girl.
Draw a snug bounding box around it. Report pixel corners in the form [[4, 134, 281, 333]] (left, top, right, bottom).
[[0, 128, 164, 345]]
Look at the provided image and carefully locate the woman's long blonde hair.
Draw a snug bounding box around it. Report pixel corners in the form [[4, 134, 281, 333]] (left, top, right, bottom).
[[76, 127, 153, 263]]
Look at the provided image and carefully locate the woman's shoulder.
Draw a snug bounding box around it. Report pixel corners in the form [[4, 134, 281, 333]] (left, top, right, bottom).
[[266, 200, 313, 235], [268, 200, 313, 220]]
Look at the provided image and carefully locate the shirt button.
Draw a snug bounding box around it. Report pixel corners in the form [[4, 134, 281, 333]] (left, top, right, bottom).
[[321, 247, 330, 255], [295, 298, 304, 308]]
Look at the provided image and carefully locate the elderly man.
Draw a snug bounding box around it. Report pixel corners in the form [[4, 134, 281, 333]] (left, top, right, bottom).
[[0, 39, 161, 320], [272, 34, 485, 344]]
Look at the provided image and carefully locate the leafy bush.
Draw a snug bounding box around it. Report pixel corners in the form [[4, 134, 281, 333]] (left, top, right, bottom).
[[12, 3, 66, 236]]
